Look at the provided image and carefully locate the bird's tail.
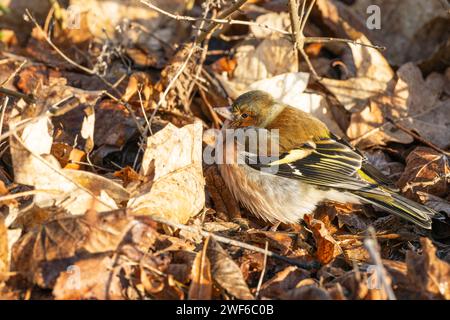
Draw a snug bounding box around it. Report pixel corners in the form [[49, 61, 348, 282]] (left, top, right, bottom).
[[351, 190, 437, 229]]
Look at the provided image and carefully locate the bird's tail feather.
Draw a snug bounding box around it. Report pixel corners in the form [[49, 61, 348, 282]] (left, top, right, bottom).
[[351, 190, 436, 229]]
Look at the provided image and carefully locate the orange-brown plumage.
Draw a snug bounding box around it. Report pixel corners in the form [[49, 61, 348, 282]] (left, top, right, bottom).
[[218, 90, 437, 229]]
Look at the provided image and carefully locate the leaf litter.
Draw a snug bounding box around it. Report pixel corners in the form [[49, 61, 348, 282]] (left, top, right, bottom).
[[0, 0, 448, 300]]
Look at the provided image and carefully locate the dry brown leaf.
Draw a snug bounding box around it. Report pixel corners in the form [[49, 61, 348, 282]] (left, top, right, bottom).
[[406, 238, 450, 299], [304, 215, 342, 264], [281, 284, 332, 300], [52, 254, 123, 300], [207, 238, 253, 300], [339, 239, 370, 263], [188, 237, 212, 300], [348, 0, 449, 66], [121, 72, 153, 109], [211, 57, 237, 77], [416, 192, 450, 217], [114, 166, 145, 188], [259, 266, 310, 299], [398, 147, 449, 202], [128, 122, 205, 224], [51, 143, 86, 170], [91, 99, 143, 164], [321, 34, 394, 113], [250, 12, 291, 38], [246, 230, 294, 255]]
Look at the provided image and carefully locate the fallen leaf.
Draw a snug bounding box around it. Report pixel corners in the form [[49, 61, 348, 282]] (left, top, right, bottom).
[[398, 147, 449, 202], [304, 215, 342, 264], [9, 100, 129, 215], [281, 284, 332, 300], [348, 0, 449, 66], [207, 238, 253, 300], [245, 230, 294, 255], [128, 122, 205, 224], [321, 34, 394, 113], [259, 266, 310, 299], [91, 99, 143, 165], [406, 238, 450, 299], [390, 64, 450, 148], [250, 12, 291, 38], [416, 192, 450, 217], [217, 38, 298, 97], [52, 254, 124, 300], [188, 237, 212, 300]]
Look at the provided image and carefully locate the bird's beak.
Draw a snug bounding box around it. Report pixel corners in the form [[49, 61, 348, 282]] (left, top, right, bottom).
[[214, 106, 234, 120]]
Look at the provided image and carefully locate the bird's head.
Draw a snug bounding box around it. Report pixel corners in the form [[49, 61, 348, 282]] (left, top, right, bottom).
[[227, 90, 286, 128]]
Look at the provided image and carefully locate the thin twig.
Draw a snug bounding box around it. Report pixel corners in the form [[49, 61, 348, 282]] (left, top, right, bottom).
[[255, 241, 269, 299], [0, 60, 27, 87], [305, 37, 385, 50], [196, 0, 249, 43], [0, 87, 35, 104], [289, 0, 319, 79], [26, 9, 94, 75], [141, 0, 287, 36], [386, 117, 450, 156], [0, 97, 8, 138], [364, 227, 396, 300], [0, 189, 63, 203]]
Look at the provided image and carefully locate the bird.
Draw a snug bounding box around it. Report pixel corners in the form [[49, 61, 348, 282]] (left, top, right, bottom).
[[217, 90, 437, 229]]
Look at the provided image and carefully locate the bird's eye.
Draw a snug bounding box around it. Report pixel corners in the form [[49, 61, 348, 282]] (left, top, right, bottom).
[[241, 113, 249, 119]]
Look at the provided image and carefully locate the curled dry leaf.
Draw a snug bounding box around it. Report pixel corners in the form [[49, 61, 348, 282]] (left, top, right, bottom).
[[128, 122, 205, 224], [321, 35, 394, 113], [304, 215, 342, 264], [406, 238, 450, 299], [245, 230, 294, 255], [188, 237, 213, 300], [348, 0, 449, 66], [259, 266, 310, 299], [397, 147, 449, 202], [207, 238, 253, 300]]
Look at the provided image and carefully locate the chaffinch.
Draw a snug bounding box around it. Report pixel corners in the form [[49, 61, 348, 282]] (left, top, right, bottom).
[[217, 90, 437, 229]]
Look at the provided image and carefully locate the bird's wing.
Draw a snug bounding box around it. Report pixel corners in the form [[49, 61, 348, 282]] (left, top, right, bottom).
[[245, 137, 385, 193], [328, 132, 399, 191]]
